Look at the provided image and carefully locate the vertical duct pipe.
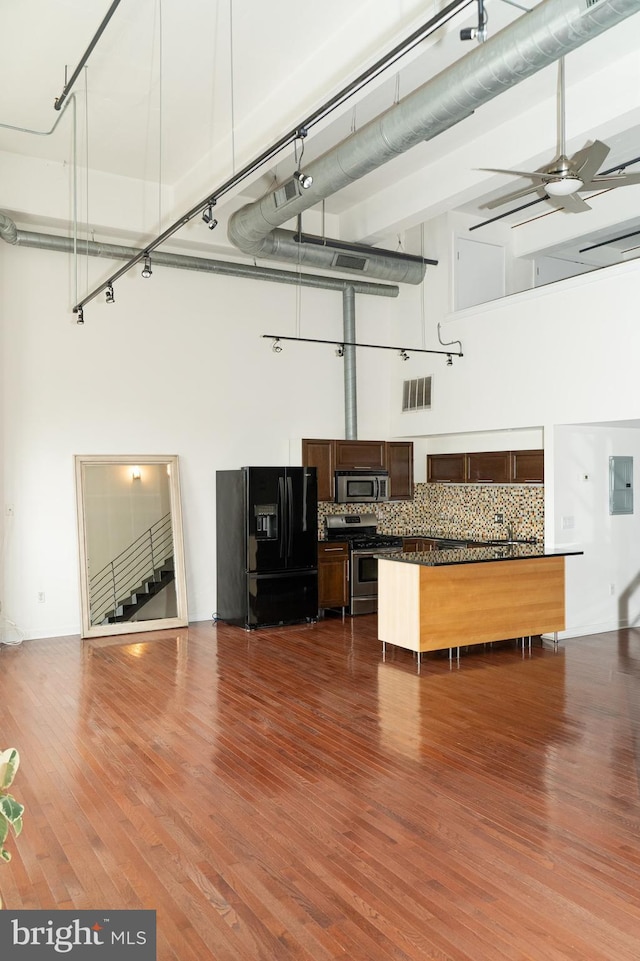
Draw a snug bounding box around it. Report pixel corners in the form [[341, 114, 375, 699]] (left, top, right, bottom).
[[343, 285, 358, 440]]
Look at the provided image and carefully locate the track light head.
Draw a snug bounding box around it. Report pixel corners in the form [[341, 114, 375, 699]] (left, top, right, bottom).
[[335, 344, 344, 357], [446, 354, 453, 366], [202, 202, 218, 229], [399, 349, 410, 362], [141, 255, 152, 279], [76, 305, 84, 325], [272, 338, 282, 353], [294, 170, 313, 189], [105, 284, 114, 304]]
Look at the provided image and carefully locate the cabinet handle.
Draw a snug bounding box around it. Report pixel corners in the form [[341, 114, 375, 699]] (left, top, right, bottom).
[[323, 547, 344, 552]]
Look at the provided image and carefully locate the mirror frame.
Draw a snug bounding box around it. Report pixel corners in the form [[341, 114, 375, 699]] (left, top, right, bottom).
[[75, 454, 188, 639]]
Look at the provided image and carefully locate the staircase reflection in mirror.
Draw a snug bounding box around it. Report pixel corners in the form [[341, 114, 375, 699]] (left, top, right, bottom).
[[75, 455, 188, 639]]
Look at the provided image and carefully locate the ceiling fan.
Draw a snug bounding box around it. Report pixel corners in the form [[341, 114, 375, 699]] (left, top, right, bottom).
[[481, 58, 640, 213]]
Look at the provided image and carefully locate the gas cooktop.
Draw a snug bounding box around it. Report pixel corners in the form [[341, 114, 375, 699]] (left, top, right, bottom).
[[324, 513, 402, 550]]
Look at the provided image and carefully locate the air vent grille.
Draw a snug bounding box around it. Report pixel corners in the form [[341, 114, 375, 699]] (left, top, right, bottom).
[[332, 253, 368, 271], [274, 179, 300, 208], [402, 376, 432, 412]]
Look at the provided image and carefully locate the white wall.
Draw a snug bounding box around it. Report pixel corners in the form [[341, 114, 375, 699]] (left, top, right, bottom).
[[0, 242, 397, 638], [554, 425, 640, 638], [388, 256, 640, 638]]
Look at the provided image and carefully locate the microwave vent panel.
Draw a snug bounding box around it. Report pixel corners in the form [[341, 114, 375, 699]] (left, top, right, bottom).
[[402, 376, 432, 412]]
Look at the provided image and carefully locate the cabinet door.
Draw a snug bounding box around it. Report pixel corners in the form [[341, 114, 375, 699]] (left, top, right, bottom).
[[335, 440, 386, 471], [318, 542, 349, 609], [302, 439, 335, 502], [427, 453, 466, 483], [386, 441, 414, 500], [467, 451, 511, 484], [511, 450, 544, 484], [402, 538, 437, 552], [402, 538, 419, 552]]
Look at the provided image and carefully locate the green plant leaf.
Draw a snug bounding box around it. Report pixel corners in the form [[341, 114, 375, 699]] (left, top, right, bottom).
[[0, 811, 8, 845], [0, 795, 24, 825], [0, 749, 19, 790], [0, 847, 11, 862]]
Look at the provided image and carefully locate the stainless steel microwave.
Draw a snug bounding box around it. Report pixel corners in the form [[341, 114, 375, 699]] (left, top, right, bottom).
[[335, 470, 390, 503]]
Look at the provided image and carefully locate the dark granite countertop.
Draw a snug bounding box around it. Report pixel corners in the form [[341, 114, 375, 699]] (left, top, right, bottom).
[[376, 543, 583, 566]]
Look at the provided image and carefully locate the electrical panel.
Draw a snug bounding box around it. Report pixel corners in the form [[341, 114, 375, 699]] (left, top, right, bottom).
[[609, 456, 633, 515]]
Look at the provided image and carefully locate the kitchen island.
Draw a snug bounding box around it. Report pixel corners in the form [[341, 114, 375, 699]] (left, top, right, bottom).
[[377, 543, 582, 666]]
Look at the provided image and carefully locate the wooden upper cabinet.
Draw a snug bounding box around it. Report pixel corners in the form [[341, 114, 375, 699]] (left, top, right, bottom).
[[301, 439, 335, 502], [302, 438, 414, 502], [511, 449, 544, 484], [427, 453, 466, 483], [386, 441, 414, 500], [467, 451, 511, 484], [334, 440, 386, 471], [427, 448, 544, 485]]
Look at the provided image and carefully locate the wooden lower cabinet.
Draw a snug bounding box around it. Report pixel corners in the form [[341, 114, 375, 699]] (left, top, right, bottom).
[[402, 538, 438, 552], [318, 541, 349, 612]]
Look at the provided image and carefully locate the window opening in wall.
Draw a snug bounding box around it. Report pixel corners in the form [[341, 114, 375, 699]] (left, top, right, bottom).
[[402, 376, 432, 412]]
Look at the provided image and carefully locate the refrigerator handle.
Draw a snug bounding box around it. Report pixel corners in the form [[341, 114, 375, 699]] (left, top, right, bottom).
[[278, 477, 286, 559], [286, 475, 294, 558]]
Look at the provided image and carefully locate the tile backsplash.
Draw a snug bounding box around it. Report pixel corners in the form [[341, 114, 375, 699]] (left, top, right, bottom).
[[319, 482, 544, 542]]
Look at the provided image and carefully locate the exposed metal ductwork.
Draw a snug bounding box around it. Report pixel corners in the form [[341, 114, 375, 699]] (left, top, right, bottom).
[[0, 212, 398, 297], [228, 0, 640, 281]]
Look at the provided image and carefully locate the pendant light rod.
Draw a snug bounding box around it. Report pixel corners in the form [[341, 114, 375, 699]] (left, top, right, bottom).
[[262, 334, 463, 359], [54, 0, 123, 111], [72, 0, 473, 316]]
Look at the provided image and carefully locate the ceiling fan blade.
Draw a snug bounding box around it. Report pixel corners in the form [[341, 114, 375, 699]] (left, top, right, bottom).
[[545, 191, 591, 213], [583, 171, 640, 189], [478, 166, 552, 183], [570, 140, 610, 183], [482, 182, 544, 209]]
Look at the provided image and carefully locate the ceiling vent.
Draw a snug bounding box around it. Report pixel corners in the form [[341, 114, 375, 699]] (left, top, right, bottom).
[[402, 376, 432, 412], [274, 180, 302, 208], [332, 253, 368, 272]]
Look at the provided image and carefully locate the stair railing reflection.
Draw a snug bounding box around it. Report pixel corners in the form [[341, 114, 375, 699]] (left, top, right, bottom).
[[88, 513, 174, 625]]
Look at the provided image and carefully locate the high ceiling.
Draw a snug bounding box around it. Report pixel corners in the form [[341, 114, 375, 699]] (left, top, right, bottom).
[[1, 0, 639, 282]]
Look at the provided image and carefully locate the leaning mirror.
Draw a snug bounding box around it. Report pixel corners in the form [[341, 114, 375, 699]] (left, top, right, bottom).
[[75, 454, 188, 639]]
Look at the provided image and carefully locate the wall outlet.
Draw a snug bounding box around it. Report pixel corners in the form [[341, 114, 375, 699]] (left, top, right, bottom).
[[609, 584, 616, 596], [561, 515, 575, 530], [494, 513, 504, 523], [38, 592, 45, 603]]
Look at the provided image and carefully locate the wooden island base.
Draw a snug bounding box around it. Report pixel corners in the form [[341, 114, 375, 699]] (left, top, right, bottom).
[[378, 555, 566, 660]]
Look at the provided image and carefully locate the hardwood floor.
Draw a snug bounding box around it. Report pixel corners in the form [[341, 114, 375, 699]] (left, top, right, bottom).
[[1, 617, 640, 960]]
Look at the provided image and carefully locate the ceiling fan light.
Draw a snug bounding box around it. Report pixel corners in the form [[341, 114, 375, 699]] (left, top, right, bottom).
[[546, 177, 584, 197]]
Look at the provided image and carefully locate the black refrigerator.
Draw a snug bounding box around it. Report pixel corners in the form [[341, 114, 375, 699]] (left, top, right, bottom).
[[216, 467, 318, 629]]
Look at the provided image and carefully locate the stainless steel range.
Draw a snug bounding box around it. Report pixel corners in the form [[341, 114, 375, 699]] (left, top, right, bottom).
[[325, 513, 402, 615]]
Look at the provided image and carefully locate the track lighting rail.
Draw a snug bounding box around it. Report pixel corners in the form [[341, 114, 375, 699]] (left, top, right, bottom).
[[262, 334, 463, 361], [54, 0, 123, 111], [72, 0, 473, 319]]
